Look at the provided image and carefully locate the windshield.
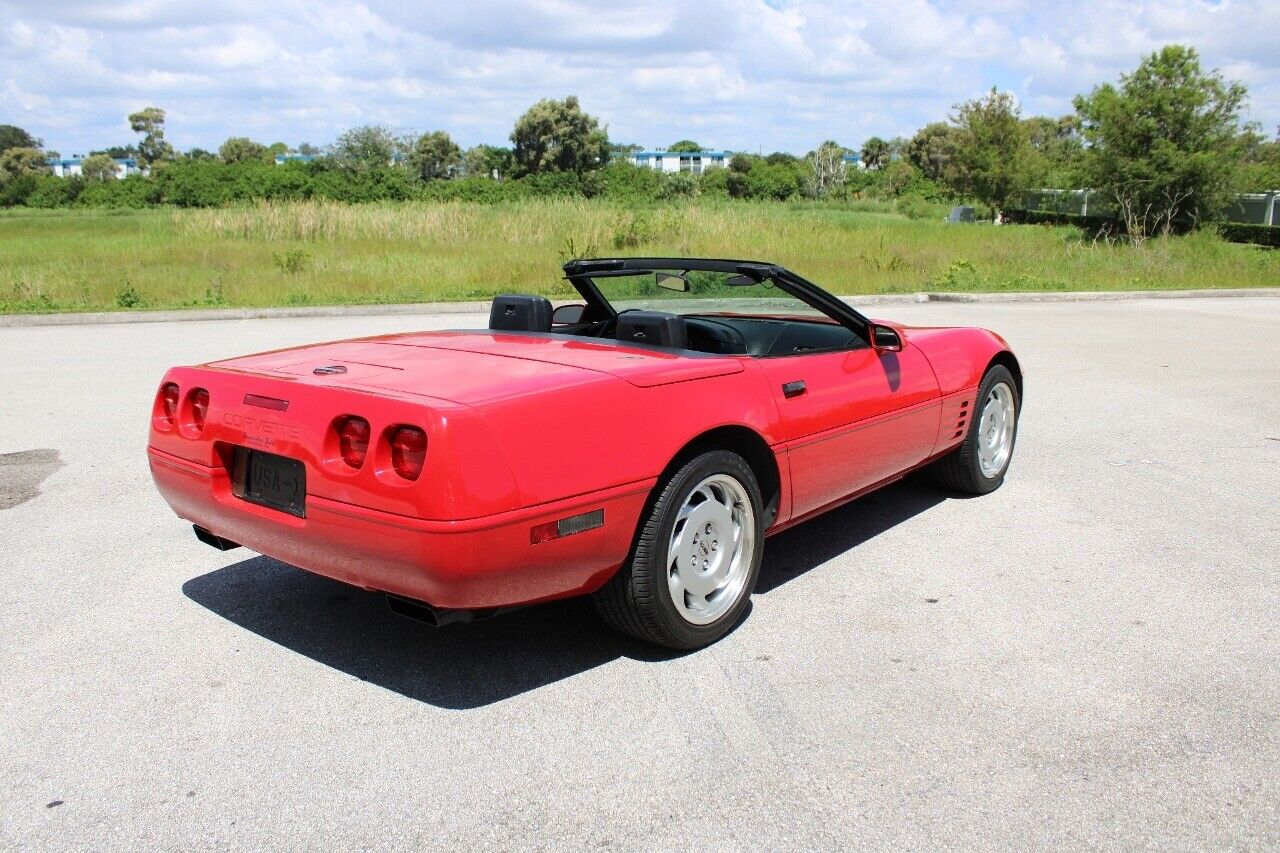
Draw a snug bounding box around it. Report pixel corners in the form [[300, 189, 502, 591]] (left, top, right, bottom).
[[585, 269, 832, 322]]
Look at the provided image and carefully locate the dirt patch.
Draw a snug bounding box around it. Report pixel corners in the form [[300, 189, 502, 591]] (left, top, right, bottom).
[[0, 449, 65, 510]]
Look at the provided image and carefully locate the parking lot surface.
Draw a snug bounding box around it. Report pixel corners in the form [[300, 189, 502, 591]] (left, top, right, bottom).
[[2, 297, 1277, 850]]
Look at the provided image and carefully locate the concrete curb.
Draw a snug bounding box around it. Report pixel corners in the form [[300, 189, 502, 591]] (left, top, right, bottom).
[[921, 287, 1280, 303], [1, 288, 1276, 328]]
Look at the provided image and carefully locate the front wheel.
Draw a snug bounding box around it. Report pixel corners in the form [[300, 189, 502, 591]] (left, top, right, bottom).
[[929, 364, 1020, 495], [592, 450, 764, 649]]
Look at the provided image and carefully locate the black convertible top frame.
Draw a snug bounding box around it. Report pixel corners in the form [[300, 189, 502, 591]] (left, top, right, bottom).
[[561, 256, 871, 335]]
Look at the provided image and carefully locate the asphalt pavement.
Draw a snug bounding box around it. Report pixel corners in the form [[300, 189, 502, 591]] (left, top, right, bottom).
[[1, 297, 1277, 850]]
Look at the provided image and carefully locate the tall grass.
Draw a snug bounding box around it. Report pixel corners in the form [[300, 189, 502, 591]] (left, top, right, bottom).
[[1, 200, 1276, 313]]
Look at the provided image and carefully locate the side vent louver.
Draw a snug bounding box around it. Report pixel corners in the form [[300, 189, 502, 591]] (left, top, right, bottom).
[[953, 399, 969, 439]]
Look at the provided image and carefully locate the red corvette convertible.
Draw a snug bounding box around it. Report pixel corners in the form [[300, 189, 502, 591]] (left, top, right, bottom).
[[149, 258, 1020, 649]]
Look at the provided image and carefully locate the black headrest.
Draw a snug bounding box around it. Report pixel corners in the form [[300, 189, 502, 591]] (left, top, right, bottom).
[[490, 294, 553, 333], [616, 311, 687, 350]]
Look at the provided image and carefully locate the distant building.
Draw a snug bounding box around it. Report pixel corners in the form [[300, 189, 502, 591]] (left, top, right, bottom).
[[1023, 188, 1279, 226], [46, 157, 142, 179], [629, 150, 731, 174], [273, 153, 408, 166], [627, 149, 863, 172], [1227, 192, 1280, 226]]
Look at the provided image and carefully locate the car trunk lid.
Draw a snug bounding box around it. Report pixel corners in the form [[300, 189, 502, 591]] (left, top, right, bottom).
[[207, 331, 743, 403]]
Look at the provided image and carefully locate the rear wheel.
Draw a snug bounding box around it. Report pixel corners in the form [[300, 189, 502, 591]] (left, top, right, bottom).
[[593, 450, 764, 649], [930, 364, 1019, 495]]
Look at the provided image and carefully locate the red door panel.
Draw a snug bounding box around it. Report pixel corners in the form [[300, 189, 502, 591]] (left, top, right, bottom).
[[760, 345, 941, 519]]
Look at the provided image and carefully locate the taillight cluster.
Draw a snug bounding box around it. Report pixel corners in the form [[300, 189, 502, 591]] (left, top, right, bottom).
[[334, 417, 426, 481], [390, 426, 427, 481], [154, 383, 210, 435], [338, 417, 371, 467], [161, 383, 179, 424]]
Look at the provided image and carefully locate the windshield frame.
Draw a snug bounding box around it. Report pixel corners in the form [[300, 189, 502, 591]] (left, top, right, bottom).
[[562, 257, 870, 337]]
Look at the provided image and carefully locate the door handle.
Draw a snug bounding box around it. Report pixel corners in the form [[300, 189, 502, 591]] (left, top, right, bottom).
[[782, 380, 806, 398]]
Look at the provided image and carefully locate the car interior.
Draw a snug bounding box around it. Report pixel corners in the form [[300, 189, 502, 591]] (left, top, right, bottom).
[[487, 294, 865, 358]]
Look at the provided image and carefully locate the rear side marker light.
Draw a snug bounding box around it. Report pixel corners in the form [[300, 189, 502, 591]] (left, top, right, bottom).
[[531, 509, 605, 544], [190, 388, 210, 432], [338, 417, 371, 468], [390, 426, 427, 481]]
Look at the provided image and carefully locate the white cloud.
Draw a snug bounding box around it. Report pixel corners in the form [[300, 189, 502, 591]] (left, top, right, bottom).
[[0, 0, 1274, 156]]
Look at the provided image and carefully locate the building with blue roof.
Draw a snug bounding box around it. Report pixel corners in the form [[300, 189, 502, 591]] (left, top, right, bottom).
[[628, 150, 732, 174], [626, 149, 863, 173], [46, 157, 143, 179]]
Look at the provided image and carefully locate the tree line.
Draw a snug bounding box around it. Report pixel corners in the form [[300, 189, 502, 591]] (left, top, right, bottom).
[[2, 45, 1277, 240]]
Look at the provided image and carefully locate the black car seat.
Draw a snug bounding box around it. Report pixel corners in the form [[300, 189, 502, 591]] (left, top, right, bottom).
[[615, 311, 688, 349], [489, 294, 553, 332]]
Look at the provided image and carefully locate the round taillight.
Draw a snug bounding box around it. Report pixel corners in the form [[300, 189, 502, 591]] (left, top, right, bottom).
[[390, 426, 427, 481], [158, 383, 180, 428], [190, 388, 210, 432], [338, 417, 370, 468]]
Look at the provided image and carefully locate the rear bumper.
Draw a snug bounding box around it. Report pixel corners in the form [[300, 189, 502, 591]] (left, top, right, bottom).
[[149, 446, 651, 609]]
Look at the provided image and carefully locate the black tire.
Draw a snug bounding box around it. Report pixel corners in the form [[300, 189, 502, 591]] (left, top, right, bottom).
[[930, 364, 1020, 495], [592, 450, 764, 650]]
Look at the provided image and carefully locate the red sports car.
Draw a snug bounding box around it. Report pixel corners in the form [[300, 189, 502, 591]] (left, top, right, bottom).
[[149, 257, 1021, 649]]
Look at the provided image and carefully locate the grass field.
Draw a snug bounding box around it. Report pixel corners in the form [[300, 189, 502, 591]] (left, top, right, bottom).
[[1, 200, 1276, 313]]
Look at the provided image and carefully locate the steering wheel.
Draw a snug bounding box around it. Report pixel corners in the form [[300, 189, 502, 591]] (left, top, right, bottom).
[[596, 308, 639, 338], [684, 316, 748, 355]]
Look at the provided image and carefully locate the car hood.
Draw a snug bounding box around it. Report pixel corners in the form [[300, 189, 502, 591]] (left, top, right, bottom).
[[878, 320, 1011, 352], [205, 330, 744, 406]]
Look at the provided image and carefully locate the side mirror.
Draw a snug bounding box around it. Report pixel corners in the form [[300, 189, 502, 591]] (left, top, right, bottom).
[[870, 324, 902, 352], [551, 304, 586, 325]]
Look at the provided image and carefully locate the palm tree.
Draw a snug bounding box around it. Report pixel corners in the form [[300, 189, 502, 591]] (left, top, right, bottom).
[[860, 136, 891, 170]]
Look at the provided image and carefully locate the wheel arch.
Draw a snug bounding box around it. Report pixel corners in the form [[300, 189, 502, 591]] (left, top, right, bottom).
[[660, 425, 782, 526], [987, 350, 1023, 403]]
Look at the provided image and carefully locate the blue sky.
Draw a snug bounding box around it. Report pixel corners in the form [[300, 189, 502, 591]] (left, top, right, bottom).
[[2, 0, 1276, 156]]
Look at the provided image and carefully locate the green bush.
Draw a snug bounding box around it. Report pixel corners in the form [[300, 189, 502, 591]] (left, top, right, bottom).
[[1005, 208, 1123, 237], [1218, 222, 1280, 247], [427, 176, 529, 203], [840, 161, 950, 203], [931, 258, 982, 289], [725, 156, 806, 201], [114, 279, 146, 308], [23, 175, 80, 208], [253, 162, 313, 201], [699, 167, 729, 199], [896, 193, 939, 220], [77, 174, 160, 208], [308, 165, 417, 203], [611, 211, 655, 248], [597, 161, 665, 202], [661, 171, 699, 199], [156, 158, 232, 207], [0, 173, 41, 207], [521, 171, 586, 198], [272, 249, 310, 274]]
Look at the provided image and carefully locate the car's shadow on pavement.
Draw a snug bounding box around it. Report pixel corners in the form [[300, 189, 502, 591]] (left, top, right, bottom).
[[182, 479, 950, 710]]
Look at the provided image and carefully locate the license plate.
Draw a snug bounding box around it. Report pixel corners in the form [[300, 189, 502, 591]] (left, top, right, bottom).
[[233, 449, 306, 518]]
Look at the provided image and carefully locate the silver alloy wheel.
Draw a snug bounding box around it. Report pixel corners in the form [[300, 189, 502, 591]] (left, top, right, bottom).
[[977, 382, 1016, 478], [665, 474, 756, 625]]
